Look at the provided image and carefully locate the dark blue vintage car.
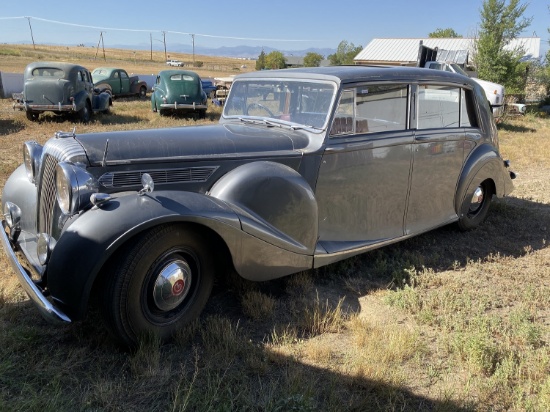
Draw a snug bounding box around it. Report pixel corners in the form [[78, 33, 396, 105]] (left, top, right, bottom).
[[1, 66, 515, 346], [151, 70, 207, 118], [13, 62, 112, 122]]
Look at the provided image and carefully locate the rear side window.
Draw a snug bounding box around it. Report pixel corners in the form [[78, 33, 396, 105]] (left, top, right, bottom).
[[330, 84, 408, 137], [417, 85, 460, 129]]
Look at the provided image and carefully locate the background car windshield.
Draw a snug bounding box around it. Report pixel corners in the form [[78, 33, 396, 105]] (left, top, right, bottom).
[[224, 80, 335, 129], [91, 69, 109, 81]]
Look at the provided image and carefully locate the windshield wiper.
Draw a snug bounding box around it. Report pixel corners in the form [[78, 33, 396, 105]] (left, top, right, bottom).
[[238, 117, 278, 127]]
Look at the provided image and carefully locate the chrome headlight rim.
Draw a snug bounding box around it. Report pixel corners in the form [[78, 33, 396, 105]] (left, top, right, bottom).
[[55, 162, 79, 215], [3, 201, 21, 229], [23, 141, 43, 184], [55, 162, 99, 215]]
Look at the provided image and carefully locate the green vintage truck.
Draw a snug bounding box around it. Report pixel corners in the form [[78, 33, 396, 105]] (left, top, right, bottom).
[[92, 67, 148, 98]]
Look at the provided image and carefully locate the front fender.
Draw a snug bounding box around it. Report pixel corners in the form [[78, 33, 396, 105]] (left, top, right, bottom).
[[209, 161, 318, 255], [455, 143, 514, 214], [46, 191, 241, 319]]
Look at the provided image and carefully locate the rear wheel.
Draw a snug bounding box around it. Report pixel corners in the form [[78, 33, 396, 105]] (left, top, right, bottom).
[[100, 225, 214, 347], [26, 111, 39, 121], [457, 180, 493, 231]]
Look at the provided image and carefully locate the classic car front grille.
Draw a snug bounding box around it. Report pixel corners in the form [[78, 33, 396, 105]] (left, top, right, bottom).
[[37, 137, 87, 235], [38, 155, 58, 234], [98, 166, 219, 188]]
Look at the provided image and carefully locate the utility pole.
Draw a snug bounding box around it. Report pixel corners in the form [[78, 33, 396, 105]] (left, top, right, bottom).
[[25, 17, 36, 50], [150, 33, 153, 61], [191, 34, 195, 65], [162, 31, 167, 62], [95, 32, 106, 61]]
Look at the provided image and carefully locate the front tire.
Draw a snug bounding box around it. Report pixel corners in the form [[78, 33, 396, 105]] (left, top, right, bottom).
[[101, 225, 214, 347], [78, 101, 92, 123], [139, 86, 147, 99], [26, 111, 39, 121], [457, 180, 493, 231]]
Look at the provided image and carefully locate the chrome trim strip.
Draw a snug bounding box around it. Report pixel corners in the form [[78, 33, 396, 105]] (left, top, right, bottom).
[[0, 220, 71, 323]]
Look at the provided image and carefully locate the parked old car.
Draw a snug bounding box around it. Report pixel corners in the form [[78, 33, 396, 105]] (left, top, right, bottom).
[[13, 62, 111, 122], [92, 67, 148, 98], [1, 66, 515, 346], [151, 70, 207, 117]]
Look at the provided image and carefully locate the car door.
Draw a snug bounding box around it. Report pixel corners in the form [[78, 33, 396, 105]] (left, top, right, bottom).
[[315, 84, 413, 253], [405, 84, 466, 234], [119, 70, 130, 95]]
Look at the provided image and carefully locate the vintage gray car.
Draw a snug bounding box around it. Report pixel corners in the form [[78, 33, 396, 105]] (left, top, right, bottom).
[[13, 62, 112, 122], [1, 66, 515, 346]]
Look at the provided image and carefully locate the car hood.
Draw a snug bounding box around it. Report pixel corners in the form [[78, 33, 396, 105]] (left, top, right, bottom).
[[76, 123, 312, 166]]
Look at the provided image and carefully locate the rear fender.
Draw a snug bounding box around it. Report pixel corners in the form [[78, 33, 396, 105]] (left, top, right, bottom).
[[209, 161, 318, 255], [455, 143, 514, 215]]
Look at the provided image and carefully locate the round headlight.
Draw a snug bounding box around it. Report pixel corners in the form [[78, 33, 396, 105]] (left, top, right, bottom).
[[23, 141, 43, 184], [55, 162, 99, 215], [55, 163, 77, 214]]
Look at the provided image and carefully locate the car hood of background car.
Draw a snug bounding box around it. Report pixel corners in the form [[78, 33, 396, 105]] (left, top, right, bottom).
[[76, 123, 313, 166]]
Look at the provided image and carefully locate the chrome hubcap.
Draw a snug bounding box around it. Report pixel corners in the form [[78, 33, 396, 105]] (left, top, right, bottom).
[[153, 259, 192, 311], [469, 186, 484, 213]]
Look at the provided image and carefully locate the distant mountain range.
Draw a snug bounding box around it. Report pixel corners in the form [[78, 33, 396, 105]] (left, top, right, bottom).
[[114, 43, 337, 59]]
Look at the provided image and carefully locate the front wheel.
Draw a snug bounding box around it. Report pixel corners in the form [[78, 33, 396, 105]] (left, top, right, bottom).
[[457, 180, 493, 231], [26, 111, 39, 121], [78, 101, 92, 123], [139, 86, 147, 99], [100, 225, 214, 347]]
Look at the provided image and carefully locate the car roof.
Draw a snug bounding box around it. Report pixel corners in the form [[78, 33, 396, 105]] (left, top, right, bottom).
[[235, 65, 475, 87], [158, 70, 200, 78]]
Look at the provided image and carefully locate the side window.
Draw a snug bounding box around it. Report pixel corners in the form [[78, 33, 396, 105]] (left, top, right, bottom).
[[77, 71, 83, 82], [460, 88, 478, 128], [417, 85, 460, 129], [356, 84, 408, 133], [330, 84, 408, 137], [120, 71, 129, 80], [330, 89, 355, 136]]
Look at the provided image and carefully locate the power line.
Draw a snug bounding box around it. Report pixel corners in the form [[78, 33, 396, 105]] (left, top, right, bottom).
[[0, 16, 317, 42]]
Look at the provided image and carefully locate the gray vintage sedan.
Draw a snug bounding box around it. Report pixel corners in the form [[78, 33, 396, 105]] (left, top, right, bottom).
[[1, 66, 515, 346], [13, 62, 112, 122]]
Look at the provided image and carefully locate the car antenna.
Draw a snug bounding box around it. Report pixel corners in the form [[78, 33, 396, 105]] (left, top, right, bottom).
[[101, 139, 109, 167]]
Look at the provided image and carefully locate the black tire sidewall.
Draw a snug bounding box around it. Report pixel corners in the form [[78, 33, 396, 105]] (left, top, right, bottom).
[[457, 181, 492, 231], [106, 225, 214, 345]]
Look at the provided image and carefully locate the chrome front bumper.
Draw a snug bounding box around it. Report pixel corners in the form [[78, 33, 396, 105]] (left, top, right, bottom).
[[0, 220, 71, 323]]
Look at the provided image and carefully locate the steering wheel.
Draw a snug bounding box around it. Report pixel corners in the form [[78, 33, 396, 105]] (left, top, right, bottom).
[[246, 102, 274, 117]]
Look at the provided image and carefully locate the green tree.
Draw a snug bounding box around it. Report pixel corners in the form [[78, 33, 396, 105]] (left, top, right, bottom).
[[265, 51, 286, 69], [303, 52, 324, 67], [428, 28, 462, 38], [256, 49, 266, 70], [475, 0, 532, 93], [328, 41, 363, 66]]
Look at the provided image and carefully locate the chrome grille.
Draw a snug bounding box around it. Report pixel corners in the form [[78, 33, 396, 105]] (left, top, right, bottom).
[[98, 166, 219, 188], [38, 155, 58, 234], [37, 137, 86, 235]]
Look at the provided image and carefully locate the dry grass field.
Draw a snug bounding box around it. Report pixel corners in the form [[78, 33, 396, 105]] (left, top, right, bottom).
[[0, 46, 549, 411]]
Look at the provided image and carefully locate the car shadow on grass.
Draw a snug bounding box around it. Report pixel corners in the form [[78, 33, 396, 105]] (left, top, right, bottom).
[[0, 119, 24, 135], [497, 121, 537, 133]]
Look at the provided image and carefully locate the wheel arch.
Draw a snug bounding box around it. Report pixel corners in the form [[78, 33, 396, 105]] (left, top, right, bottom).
[[455, 143, 512, 215], [46, 191, 241, 321]]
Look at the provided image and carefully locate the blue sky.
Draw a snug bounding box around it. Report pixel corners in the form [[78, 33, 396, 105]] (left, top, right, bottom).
[[0, 0, 548, 55]]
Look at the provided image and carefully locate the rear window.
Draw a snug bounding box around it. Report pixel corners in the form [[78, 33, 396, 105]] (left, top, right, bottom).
[[170, 74, 195, 81], [31, 68, 65, 78]]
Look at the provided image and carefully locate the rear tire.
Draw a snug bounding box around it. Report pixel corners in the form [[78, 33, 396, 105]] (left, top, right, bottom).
[[457, 180, 493, 231], [26, 111, 39, 121], [100, 225, 214, 347]]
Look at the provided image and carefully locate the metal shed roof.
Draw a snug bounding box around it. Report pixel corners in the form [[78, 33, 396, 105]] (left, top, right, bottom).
[[354, 37, 541, 65]]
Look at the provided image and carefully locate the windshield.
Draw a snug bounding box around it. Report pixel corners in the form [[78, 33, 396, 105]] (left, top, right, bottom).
[[450, 64, 468, 77], [91, 69, 109, 82], [223, 79, 336, 129]]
